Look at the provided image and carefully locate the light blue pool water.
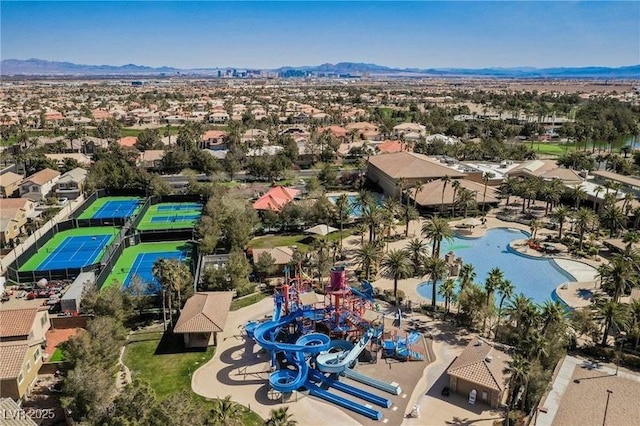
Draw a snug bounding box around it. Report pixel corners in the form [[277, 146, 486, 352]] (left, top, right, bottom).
[[416, 228, 574, 305], [328, 194, 384, 218]]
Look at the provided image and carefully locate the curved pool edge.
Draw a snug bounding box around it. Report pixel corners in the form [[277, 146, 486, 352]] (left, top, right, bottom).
[[453, 226, 529, 240]]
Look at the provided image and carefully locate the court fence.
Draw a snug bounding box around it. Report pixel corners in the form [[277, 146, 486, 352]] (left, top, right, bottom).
[[74, 189, 148, 228]]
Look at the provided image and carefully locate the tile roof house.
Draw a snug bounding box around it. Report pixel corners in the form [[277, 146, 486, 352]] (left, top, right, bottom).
[[173, 292, 234, 348], [138, 150, 166, 170], [367, 151, 464, 197], [54, 167, 88, 200], [252, 186, 301, 212], [376, 140, 409, 154], [117, 136, 138, 148], [0, 172, 23, 198], [0, 308, 50, 400], [411, 178, 500, 213], [19, 168, 61, 202], [0, 198, 35, 246], [447, 339, 512, 408]]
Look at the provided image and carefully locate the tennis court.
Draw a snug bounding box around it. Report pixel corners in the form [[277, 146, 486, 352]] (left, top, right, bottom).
[[19, 227, 119, 271], [136, 202, 203, 231], [77, 196, 143, 220], [101, 241, 192, 294]]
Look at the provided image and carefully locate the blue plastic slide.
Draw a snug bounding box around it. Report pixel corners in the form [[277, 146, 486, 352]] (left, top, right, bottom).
[[342, 369, 402, 395], [316, 328, 374, 373], [305, 381, 383, 421], [308, 370, 391, 408]]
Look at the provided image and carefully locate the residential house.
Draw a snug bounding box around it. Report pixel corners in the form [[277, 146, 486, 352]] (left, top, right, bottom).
[[44, 153, 92, 168], [173, 292, 234, 348], [117, 136, 138, 149], [0, 308, 51, 400], [319, 125, 348, 141], [367, 152, 464, 197], [138, 150, 166, 170], [0, 198, 34, 247], [446, 339, 511, 408], [200, 130, 228, 150], [346, 122, 381, 141], [54, 168, 88, 200], [252, 186, 301, 212], [19, 168, 61, 202], [393, 122, 427, 138], [208, 111, 230, 125], [241, 129, 268, 145], [0, 172, 23, 198]]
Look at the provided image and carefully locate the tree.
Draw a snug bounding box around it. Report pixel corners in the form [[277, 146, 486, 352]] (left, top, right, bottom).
[[266, 407, 297, 426], [455, 187, 476, 218], [61, 360, 115, 423], [208, 395, 244, 426], [593, 298, 628, 346], [402, 203, 419, 237], [500, 177, 519, 207], [483, 267, 503, 335], [439, 278, 456, 314], [355, 241, 382, 281], [406, 238, 428, 276], [573, 207, 596, 251], [135, 128, 163, 151], [597, 255, 637, 303], [451, 180, 461, 217], [381, 249, 413, 308], [626, 299, 640, 349], [254, 252, 277, 282], [423, 256, 449, 309], [334, 194, 352, 251], [600, 204, 626, 237], [421, 217, 454, 259], [440, 175, 451, 215], [494, 279, 514, 340], [567, 185, 587, 209], [504, 354, 530, 410], [152, 258, 193, 328], [81, 283, 131, 323], [550, 205, 570, 239], [104, 380, 162, 425], [481, 172, 495, 214], [529, 219, 542, 241]]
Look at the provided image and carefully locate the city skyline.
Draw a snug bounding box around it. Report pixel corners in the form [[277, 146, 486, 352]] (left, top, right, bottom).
[[1, 1, 639, 69]]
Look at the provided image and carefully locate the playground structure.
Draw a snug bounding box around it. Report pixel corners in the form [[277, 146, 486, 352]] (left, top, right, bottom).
[[245, 266, 426, 421]]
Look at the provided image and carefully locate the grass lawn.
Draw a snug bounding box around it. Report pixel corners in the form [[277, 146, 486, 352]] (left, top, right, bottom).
[[124, 330, 262, 425], [49, 348, 64, 362], [230, 292, 268, 311], [250, 227, 357, 252], [528, 142, 575, 156]]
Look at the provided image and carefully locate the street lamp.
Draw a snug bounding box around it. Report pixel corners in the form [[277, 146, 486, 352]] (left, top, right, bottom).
[[615, 331, 627, 376], [602, 389, 613, 426]]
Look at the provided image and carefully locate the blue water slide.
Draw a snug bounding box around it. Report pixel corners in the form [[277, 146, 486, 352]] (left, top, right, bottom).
[[350, 286, 373, 302], [305, 381, 383, 421], [342, 369, 402, 395], [316, 329, 374, 373], [308, 370, 391, 408]]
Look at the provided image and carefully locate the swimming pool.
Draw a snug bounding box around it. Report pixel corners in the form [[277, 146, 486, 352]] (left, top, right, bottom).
[[416, 228, 575, 305], [328, 194, 384, 218]]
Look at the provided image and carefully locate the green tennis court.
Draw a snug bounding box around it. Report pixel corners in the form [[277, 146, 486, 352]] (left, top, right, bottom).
[[77, 196, 144, 220], [135, 202, 203, 231], [19, 227, 119, 271], [101, 241, 192, 292]]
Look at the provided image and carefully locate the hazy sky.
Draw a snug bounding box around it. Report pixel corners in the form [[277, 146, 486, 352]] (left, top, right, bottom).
[[2, 1, 639, 69]]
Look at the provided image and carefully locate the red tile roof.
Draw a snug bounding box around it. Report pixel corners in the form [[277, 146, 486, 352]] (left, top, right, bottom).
[[23, 168, 60, 186], [447, 339, 511, 391], [202, 130, 227, 140], [0, 308, 38, 338], [252, 186, 301, 212], [0, 343, 29, 380], [118, 136, 138, 147], [378, 140, 408, 153], [173, 292, 234, 334]]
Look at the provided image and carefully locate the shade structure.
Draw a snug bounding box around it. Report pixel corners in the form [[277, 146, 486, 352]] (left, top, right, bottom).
[[461, 217, 481, 227], [305, 224, 338, 236]]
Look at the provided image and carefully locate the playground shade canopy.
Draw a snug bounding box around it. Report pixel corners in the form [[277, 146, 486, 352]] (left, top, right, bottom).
[[305, 224, 338, 236]]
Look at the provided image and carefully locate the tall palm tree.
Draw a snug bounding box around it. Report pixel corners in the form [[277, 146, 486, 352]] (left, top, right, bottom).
[[593, 298, 628, 346], [540, 300, 567, 336], [482, 267, 503, 335], [503, 354, 530, 410], [481, 172, 494, 214], [421, 217, 454, 259], [439, 278, 456, 314], [451, 180, 462, 217], [529, 219, 542, 241], [600, 204, 626, 237], [524, 331, 548, 361], [626, 299, 640, 349], [597, 254, 637, 302], [334, 194, 352, 251], [574, 207, 596, 251], [593, 186, 603, 211], [266, 407, 297, 426], [406, 238, 428, 276], [568, 186, 587, 209], [208, 395, 244, 426], [458, 264, 476, 292], [402, 203, 419, 237], [380, 249, 413, 308], [551, 204, 570, 239], [499, 177, 519, 207], [423, 256, 449, 309], [413, 181, 424, 207], [354, 241, 382, 281], [494, 279, 514, 339], [505, 294, 538, 333], [456, 188, 476, 218], [440, 175, 452, 215]]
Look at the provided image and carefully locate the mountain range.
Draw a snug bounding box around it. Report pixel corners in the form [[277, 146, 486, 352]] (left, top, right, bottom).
[[2, 58, 639, 78]]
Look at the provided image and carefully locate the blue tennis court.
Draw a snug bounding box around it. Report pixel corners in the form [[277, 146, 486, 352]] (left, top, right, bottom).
[[37, 235, 111, 271], [150, 214, 201, 223], [156, 203, 203, 211], [121, 251, 188, 294], [93, 200, 141, 219]]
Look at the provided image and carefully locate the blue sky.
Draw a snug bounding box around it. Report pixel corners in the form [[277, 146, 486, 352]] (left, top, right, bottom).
[[1, 1, 638, 69]]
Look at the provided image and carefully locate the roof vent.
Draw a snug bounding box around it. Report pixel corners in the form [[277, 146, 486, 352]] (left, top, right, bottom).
[[485, 355, 493, 363], [474, 340, 482, 346]]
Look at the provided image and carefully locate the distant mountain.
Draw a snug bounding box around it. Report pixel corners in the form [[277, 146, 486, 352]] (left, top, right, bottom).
[[2, 58, 639, 78]]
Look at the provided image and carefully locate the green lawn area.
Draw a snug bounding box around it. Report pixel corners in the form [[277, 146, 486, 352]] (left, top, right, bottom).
[[119, 126, 182, 138], [49, 348, 64, 362], [250, 228, 357, 252], [529, 142, 575, 156], [124, 330, 262, 425], [230, 292, 268, 311]]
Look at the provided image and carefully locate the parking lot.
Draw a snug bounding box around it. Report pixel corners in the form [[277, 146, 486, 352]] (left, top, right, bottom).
[[1, 279, 71, 313]]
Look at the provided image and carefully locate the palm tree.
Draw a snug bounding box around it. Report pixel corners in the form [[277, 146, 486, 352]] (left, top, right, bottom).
[[265, 407, 297, 426], [600, 204, 626, 237], [622, 231, 640, 251], [440, 175, 452, 215], [482, 267, 503, 335], [568, 186, 587, 209], [597, 255, 637, 302], [551, 205, 570, 239], [439, 278, 456, 314], [481, 172, 494, 214], [529, 219, 542, 241], [458, 264, 476, 292], [540, 300, 567, 336], [503, 354, 530, 410], [574, 207, 596, 251], [423, 256, 449, 309], [406, 238, 428, 276], [380, 249, 413, 308], [505, 294, 537, 332], [494, 279, 514, 339], [451, 180, 461, 217], [208, 395, 244, 426], [334, 194, 352, 251], [354, 242, 382, 281], [593, 298, 628, 346], [499, 177, 519, 207], [593, 186, 603, 211], [524, 331, 548, 361], [627, 299, 640, 349], [402, 203, 419, 237], [421, 217, 454, 259], [413, 181, 424, 207], [456, 188, 476, 218]]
